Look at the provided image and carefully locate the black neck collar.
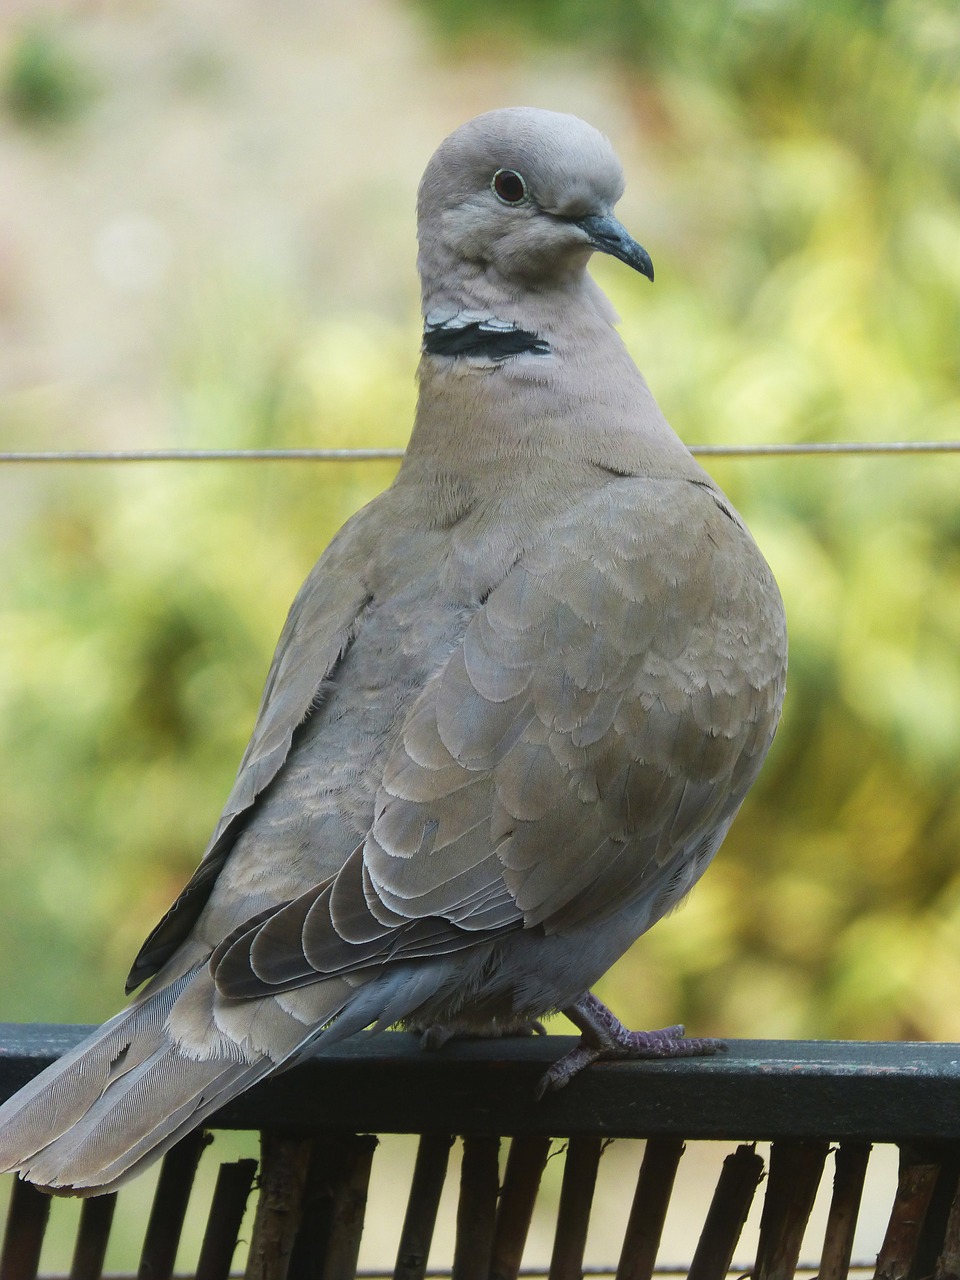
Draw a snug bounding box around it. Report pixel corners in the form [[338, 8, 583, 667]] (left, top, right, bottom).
[[423, 316, 550, 361]]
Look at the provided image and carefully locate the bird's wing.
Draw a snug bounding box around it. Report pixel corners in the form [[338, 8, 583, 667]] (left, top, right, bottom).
[[213, 476, 786, 998], [126, 512, 377, 990]]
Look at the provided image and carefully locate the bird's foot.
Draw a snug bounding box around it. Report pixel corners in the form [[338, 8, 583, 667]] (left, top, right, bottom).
[[419, 1018, 547, 1052], [535, 991, 726, 1099], [420, 1024, 457, 1051]]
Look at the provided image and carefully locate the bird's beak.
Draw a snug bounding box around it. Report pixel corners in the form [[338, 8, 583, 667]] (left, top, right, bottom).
[[576, 213, 654, 282]]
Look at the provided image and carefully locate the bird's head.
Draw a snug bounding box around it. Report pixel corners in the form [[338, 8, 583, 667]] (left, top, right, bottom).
[[417, 107, 653, 295]]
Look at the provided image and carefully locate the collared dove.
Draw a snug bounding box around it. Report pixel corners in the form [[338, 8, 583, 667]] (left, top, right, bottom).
[[0, 107, 786, 1194]]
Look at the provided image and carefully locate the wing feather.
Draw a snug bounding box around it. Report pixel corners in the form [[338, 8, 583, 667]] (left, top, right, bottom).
[[126, 515, 377, 989], [211, 478, 785, 999]]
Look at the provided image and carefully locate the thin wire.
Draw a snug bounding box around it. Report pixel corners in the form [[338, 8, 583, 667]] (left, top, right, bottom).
[[0, 441, 959, 463], [0, 448, 406, 463], [690, 439, 960, 457]]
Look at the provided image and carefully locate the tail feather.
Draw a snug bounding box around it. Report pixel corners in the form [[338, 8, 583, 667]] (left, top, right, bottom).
[[72, 1053, 270, 1192], [20, 1044, 263, 1193], [0, 964, 199, 1172], [0, 958, 447, 1194]]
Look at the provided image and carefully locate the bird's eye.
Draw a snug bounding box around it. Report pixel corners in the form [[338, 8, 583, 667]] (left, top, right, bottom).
[[492, 169, 528, 205]]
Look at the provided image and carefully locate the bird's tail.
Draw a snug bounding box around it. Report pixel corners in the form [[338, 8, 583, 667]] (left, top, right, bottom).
[[0, 963, 338, 1194], [0, 958, 447, 1195]]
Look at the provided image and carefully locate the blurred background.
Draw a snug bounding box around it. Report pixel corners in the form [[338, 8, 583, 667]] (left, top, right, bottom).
[[1, 0, 959, 1269]]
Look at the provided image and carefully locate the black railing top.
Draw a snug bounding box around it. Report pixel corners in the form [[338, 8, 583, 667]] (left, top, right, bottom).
[[2, 1024, 959, 1145]]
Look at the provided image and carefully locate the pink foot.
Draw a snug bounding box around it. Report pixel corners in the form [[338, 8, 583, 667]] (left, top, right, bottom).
[[420, 1018, 547, 1051], [536, 991, 726, 1098]]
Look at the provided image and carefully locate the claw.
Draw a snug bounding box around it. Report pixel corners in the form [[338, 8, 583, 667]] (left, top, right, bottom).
[[420, 1016, 549, 1052], [420, 1025, 457, 1051], [536, 992, 726, 1096], [536, 1043, 602, 1098]]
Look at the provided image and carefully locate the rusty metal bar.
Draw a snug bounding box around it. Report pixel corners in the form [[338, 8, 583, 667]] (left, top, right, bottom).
[[489, 1136, 552, 1280], [287, 1133, 349, 1278], [876, 1148, 943, 1279], [69, 1192, 117, 1280], [615, 1137, 685, 1280], [817, 1142, 871, 1280], [548, 1137, 604, 1280], [195, 1159, 258, 1280], [452, 1136, 500, 1280], [136, 1128, 210, 1280], [753, 1139, 829, 1280], [394, 1134, 455, 1280], [0, 1180, 49, 1280], [912, 1149, 960, 1277], [687, 1144, 765, 1280], [245, 1132, 313, 1280], [936, 1170, 960, 1280], [322, 1134, 379, 1280]]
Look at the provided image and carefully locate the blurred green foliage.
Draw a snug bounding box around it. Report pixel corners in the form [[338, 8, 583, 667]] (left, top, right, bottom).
[[2, 0, 960, 1053], [0, 274, 414, 1023], [2, 25, 96, 128]]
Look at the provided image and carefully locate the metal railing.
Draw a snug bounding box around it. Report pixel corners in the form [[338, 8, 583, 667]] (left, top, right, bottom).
[[2, 1026, 960, 1278]]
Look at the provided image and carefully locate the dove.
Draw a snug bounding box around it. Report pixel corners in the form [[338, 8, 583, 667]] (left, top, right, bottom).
[[0, 107, 786, 1194]]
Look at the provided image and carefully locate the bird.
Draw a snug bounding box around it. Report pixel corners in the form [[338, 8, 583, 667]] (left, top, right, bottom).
[[0, 107, 786, 1195]]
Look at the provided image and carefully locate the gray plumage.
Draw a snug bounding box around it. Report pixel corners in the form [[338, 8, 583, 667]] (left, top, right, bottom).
[[0, 107, 786, 1194]]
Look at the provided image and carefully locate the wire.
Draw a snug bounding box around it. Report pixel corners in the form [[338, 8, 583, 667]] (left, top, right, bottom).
[[1, 441, 959, 463], [690, 440, 960, 457], [0, 448, 406, 463]]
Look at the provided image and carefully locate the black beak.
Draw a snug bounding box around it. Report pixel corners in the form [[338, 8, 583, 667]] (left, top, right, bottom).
[[576, 213, 654, 282]]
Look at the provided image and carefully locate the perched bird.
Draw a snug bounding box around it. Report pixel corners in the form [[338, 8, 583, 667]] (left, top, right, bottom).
[[0, 107, 786, 1194]]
